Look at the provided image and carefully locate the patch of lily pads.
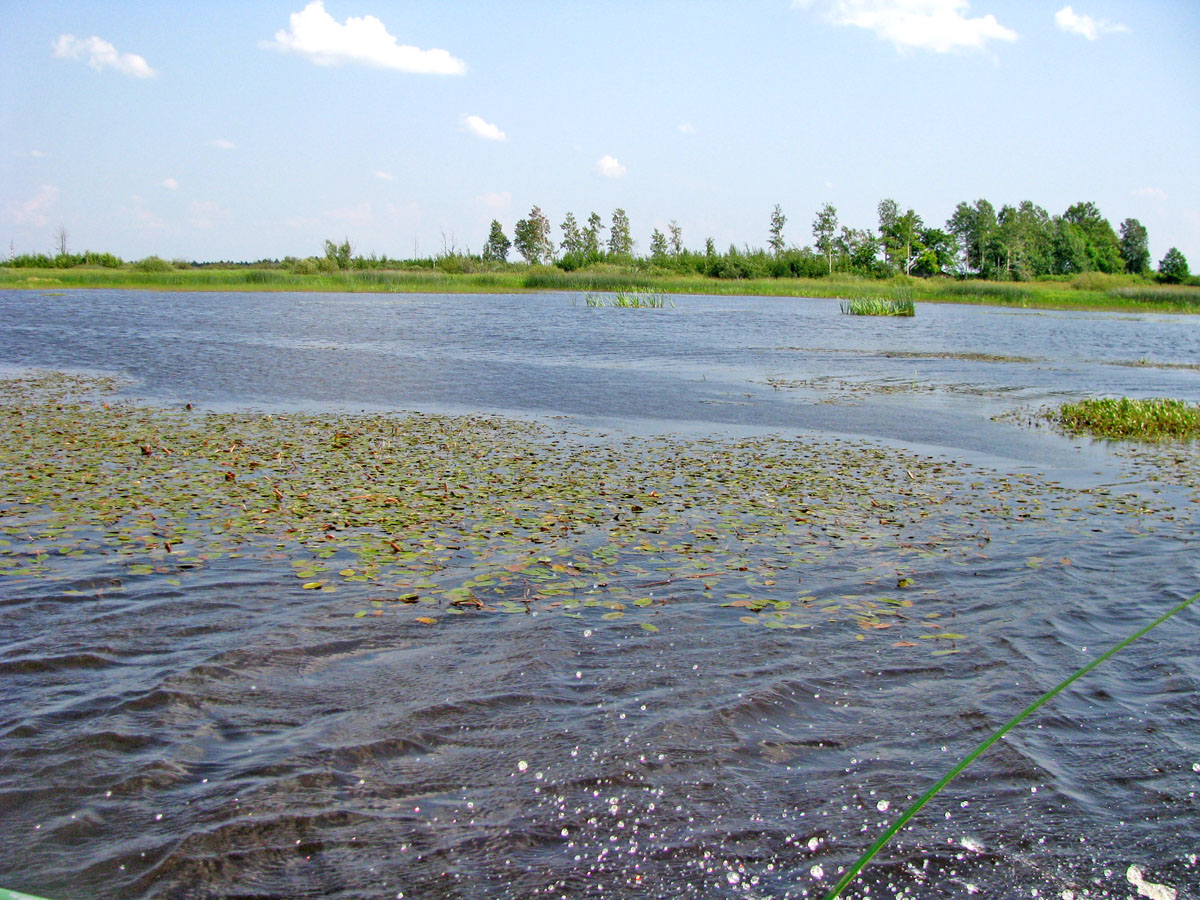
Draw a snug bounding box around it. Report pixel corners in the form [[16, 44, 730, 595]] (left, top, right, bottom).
[[1, 372, 1193, 652]]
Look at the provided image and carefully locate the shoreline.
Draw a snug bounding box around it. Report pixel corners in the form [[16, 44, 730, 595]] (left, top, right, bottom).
[[2, 266, 1198, 314]]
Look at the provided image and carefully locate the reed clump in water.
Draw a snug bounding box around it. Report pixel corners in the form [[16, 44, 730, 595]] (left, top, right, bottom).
[[1055, 397, 1200, 440], [839, 296, 915, 317], [580, 290, 672, 308]]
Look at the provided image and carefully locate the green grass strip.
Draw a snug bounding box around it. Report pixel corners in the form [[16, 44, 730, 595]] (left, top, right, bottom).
[[1057, 397, 1200, 440], [823, 588, 1200, 900]]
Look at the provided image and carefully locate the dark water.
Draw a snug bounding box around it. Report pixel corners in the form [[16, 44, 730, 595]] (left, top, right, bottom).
[[1, 290, 1199, 899]]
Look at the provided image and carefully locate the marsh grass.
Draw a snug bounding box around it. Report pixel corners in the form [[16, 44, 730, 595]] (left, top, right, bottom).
[[3, 263, 1199, 312], [582, 290, 672, 308], [1055, 397, 1200, 440], [1107, 285, 1200, 307], [839, 296, 915, 316]]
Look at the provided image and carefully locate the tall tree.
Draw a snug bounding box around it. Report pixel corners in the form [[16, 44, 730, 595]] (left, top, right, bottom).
[[583, 212, 605, 257], [1049, 217, 1089, 274], [323, 238, 353, 269], [560, 212, 584, 257], [1158, 247, 1190, 283], [812, 203, 838, 274], [946, 199, 997, 276], [1119, 218, 1150, 274], [877, 198, 899, 272], [768, 204, 787, 256], [608, 208, 632, 256], [513, 205, 553, 264], [879, 200, 923, 275], [55, 224, 69, 258], [835, 226, 879, 273], [993, 201, 1053, 280], [912, 227, 956, 276], [482, 220, 511, 262], [649, 228, 668, 261], [668, 220, 683, 257], [1062, 201, 1122, 273]]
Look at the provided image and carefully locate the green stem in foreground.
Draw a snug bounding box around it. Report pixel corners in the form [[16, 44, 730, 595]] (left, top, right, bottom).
[[823, 589, 1200, 900]]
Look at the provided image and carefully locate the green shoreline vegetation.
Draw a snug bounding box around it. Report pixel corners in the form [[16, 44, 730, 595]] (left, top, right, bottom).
[[4, 196, 1196, 311], [1054, 397, 1200, 440], [3, 264, 1198, 313]]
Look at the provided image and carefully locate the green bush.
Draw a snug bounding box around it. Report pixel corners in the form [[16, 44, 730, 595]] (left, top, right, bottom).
[[133, 256, 173, 272]]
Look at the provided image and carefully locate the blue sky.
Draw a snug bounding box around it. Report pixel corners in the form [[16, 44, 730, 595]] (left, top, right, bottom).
[[2, 1, 1197, 266]]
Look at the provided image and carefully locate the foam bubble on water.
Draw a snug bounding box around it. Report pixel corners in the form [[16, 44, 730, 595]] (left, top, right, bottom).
[[517, 760, 528, 773], [1126, 864, 1177, 900], [876, 799, 890, 812], [810, 864, 824, 880], [960, 836, 984, 854]]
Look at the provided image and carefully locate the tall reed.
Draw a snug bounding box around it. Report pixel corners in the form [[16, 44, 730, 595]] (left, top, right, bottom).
[[823, 589, 1200, 900]]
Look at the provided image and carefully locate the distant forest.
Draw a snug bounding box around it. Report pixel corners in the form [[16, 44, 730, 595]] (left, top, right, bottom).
[[5, 198, 1193, 285]]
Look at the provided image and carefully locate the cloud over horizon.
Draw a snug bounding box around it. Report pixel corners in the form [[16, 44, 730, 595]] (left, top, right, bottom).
[[53, 34, 156, 77], [461, 115, 506, 142], [8, 185, 60, 227], [794, 0, 1017, 54], [263, 1, 466, 74], [1054, 6, 1128, 40], [596, 155, 627, 178]]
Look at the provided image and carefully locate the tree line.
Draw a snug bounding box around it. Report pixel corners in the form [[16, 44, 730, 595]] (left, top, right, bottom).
[[477, 199, 1191, 283], [5, 201, 1192, 285]]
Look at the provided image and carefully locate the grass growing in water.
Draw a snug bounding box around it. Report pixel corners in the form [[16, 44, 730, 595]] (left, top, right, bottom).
[[581, 290, 672, 308], [839, 296, 915, 317], [1055, 397, 1200, 440], [824, 587, 1200, 900]]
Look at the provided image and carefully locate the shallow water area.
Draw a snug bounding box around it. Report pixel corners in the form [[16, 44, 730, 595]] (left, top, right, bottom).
[[0, 290, 1198, 899]]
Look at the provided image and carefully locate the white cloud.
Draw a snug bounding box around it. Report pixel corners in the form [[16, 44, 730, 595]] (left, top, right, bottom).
[[129, 195, 166, 231], [9, 185, 59, 226], [461, 114, 506, 142], [1134, 187, 1167, 201], [677, 123, 696, 135], [325, 201, 374, 227], [208, 138, 236, 150], [263, 1, 465, 74], [476, 191, 511, 212], [794, 0, 1017, 53], [162, 178, 179, 190], [189, 200, 229, 229], [29, 150, 47, 158], [1054, 6, 1128, 40], [53, 34, 156, 77], [596, 155, 627, 178], [374, 170, 396, 182]]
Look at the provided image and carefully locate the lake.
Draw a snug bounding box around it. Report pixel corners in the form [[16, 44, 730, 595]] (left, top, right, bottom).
[[0, 289, 1198, 899]]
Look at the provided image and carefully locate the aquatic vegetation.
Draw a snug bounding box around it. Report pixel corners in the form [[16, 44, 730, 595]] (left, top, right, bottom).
[[5, 371, 1164, 651], [825, 587, 1200, 900], [1054, 397, 1200, 440], [1108, 284, 1200, 307], [579, 290, 672, 308], [839, 296, 915, 316]]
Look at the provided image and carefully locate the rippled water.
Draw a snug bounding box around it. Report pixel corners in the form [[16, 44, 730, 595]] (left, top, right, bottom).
[[1, 290, 1199, 900]]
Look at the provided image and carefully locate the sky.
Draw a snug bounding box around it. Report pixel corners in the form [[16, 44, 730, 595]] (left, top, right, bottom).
[[2, 0, 1198, 266]]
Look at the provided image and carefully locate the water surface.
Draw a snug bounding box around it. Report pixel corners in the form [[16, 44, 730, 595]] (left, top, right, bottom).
[[0, 290, 1197, 899]]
